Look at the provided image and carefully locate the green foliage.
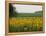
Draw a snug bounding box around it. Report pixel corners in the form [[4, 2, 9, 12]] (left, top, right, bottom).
[[9, 23, 43, 32], [9, 3, 18, 18]]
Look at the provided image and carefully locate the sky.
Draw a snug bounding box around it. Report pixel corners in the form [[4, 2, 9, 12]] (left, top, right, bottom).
[[13, 4, 42, 13]]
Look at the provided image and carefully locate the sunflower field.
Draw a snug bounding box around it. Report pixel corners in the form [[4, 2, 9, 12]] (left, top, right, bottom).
[[9, 17, 43, 32]]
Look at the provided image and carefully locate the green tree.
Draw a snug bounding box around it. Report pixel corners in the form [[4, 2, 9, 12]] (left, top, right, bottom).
[[9, 3, 17, 18]]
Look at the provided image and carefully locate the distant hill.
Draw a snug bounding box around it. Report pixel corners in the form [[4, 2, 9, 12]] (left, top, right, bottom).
[[35, 11, 43, 14], [15, 11, 43, 17]]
